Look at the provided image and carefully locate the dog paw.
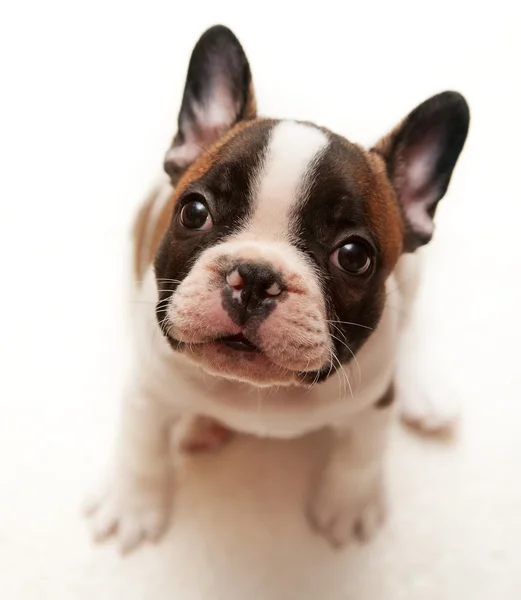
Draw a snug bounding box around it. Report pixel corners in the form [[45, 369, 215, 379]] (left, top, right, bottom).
[[396, 351, 460, 435], [401, 401, 458, 434], [307, 472, 386, 549], [398, 380, 459, 435], [83, 477, 170, 554]]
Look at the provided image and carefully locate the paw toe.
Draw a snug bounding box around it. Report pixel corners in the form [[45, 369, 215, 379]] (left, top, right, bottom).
[[142, 510, 168, 542], [118, 518, 145, 554], [354, 500, 386, 542], [307, 484, 386, 549], [90, 501, 118, 542], [401, 408, 458, 435], [84, 484, 169, 553]]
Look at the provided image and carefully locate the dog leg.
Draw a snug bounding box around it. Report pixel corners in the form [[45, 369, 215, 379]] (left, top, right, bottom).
[[394, 252, 459, 433], [396, 332, 459, 433], [84, 386, 174, 554], [307, 396, 392, 548]]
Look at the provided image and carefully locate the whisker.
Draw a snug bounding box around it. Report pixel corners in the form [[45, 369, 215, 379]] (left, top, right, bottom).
[[149, 299, 172, 309], [130, 289, 177, 305], [327, 346, 343, 400], [155, 278, 183, 281], [326, 319, 373, 331], [332, 352, 354, 402], [193, 141, 217, 159], [338, 358, 349, 401], [301, 355, 320, 394], [328, 330, 362, 386], [134, 277, 183, 286], [303, 358, 323, 392]]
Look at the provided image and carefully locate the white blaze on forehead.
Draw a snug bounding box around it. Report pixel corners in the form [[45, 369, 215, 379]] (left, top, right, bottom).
[[246, 121, 329, 238]]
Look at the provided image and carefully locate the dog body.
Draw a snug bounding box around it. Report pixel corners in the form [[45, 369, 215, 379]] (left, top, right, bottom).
[[86, 26, 469, 553]]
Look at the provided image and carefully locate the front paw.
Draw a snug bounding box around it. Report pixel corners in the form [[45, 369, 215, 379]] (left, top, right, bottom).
[[307, 470, 386, 549], [397, 372, 459, 434], [84, 474, 171, 554]]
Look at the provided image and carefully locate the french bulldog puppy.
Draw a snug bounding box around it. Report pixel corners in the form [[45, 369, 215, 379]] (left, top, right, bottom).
[[85, 25, 469, 553]]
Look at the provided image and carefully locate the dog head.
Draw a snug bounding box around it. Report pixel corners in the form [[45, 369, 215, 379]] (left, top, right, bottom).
[[155, 25, 469, 387]]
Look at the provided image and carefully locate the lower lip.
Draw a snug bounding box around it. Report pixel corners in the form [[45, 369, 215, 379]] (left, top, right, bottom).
[[220, 339, 261, 353]]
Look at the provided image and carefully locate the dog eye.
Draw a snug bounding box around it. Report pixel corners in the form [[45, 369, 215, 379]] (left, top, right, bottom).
[[179, 194, 213, 230], [330, 240, 372, 275]]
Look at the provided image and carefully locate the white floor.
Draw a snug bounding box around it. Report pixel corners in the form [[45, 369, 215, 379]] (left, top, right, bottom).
[[1, 2, 521, 599]]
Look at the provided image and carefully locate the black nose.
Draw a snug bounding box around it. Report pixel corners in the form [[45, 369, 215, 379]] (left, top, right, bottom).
[[224, 262, 283, 325]]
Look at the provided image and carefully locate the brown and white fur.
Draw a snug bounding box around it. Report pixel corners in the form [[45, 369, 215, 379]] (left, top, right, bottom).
[[85, 26, 470, 553]]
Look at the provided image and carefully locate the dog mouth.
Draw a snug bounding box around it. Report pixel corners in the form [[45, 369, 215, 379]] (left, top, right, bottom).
[[217, 333, 261, 353], [164, 330, 328, 384], [164, 330, 262, 354]]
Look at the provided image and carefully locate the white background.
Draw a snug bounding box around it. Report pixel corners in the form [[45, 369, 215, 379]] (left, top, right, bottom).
[[1, 1, 520, 598]]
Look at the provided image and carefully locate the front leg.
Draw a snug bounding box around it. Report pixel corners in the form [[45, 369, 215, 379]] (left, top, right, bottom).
[[307, 390, 393, 549], [84, 386, 174, 553], [394, 252, 459, 433]]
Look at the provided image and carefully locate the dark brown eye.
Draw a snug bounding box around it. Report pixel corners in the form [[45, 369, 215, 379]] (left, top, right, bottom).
[[331, 241, 372, 275], [179, 195, 212, 230]]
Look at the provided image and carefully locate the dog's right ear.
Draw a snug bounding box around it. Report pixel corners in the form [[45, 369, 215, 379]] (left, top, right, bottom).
[[164, 25, 256, 182]]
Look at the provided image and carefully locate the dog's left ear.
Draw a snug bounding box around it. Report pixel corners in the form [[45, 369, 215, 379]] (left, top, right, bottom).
[[372, 91, 470, 250], [164, 25, 256, 182]]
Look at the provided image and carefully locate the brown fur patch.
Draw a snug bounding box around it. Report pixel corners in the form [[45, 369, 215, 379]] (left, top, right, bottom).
[[325, 135, 403, 272], [132, 184, 162, 282], [370, 120, 411, 232], [364, 150, 404, 271]]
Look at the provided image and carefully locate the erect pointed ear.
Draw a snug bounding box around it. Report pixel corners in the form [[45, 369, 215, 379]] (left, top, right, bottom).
[[164, 25, 256, 182], [372, 91, 470, 250]]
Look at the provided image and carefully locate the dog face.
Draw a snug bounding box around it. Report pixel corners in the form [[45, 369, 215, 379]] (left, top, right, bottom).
[[154, 26, 469, 387]]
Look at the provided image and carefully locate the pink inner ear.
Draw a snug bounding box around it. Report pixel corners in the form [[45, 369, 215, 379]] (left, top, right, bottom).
[[400, 140, 440, 236], [164, 142, 202, 170], [166, 80, 241, 171], [192, 79, 239, 133]]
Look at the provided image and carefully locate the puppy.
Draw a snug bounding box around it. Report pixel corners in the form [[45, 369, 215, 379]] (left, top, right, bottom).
[[85, 25, 469, 552]]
